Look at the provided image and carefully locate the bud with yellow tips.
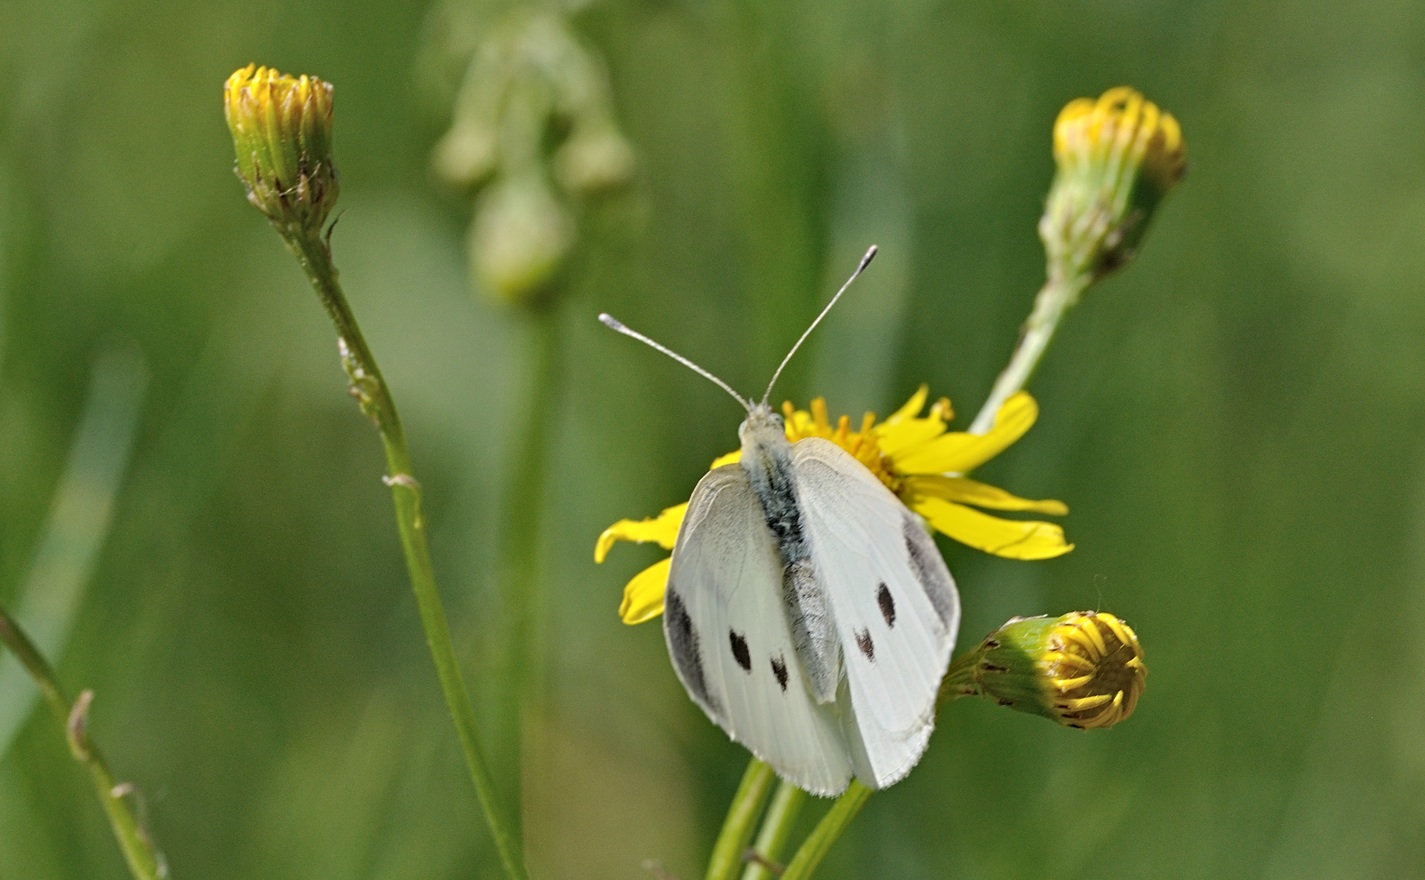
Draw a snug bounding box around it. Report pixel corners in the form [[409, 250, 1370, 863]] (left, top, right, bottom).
[[945, 611, 1147, 729], [224, 64, 339, 234], [1040, 87, 1185, 282]]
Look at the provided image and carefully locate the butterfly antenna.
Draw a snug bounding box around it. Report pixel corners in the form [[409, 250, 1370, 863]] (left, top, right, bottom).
[[599, 313, 753, 411], [761, 245, 877, 404]]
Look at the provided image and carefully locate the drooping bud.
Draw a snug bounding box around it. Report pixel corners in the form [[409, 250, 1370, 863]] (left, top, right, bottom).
[[1039, 87, 1185, 283], [554, 117, 637, 196], [955, 611, 1147, 729], [469, 171, 575, 306], [224, 64, 339, 233]]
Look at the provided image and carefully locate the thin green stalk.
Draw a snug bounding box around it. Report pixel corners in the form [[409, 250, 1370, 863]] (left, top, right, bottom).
[[0, 606, 167, 880], [284, 229, 527, 880], [490, 309, 559, 839], [967, 271, 1091, 435], [739, 780, 807, 880], [779, 781, 872, 880], [706, 758, 777, 880]]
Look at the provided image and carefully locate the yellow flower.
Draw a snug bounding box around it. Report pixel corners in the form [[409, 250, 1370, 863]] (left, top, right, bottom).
[[596, 387, 1072, 624], [1041, 86, 1185, 281], [224, 64, 339, 232]]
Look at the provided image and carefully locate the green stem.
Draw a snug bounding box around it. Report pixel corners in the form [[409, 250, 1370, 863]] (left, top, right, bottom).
[[490, 310, 559, 839], [284, 230, 527, 880], [705, 759, 777, 880], [0, 606, 167, 880], [739, 780, 807, 880], [779, 781, 872, 880], [967, 270, 1091, 435]]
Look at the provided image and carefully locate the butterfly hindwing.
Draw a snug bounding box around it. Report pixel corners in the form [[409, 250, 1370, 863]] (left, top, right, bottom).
[[665, 464, 854, 796], [790, 438, 960, 788]]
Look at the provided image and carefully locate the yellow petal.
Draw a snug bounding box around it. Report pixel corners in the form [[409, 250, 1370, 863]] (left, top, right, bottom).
[[891, 391, 1038, 475], [711, 450, 741, 469], [913, 495, 1074, 560], [876, 414, 948, 458], [904, 474, 1069, 516], [594, 503, 688, 563], [873, 387, 952, 458], [884, 385, 930, 424], [620, 557, 671, 624]]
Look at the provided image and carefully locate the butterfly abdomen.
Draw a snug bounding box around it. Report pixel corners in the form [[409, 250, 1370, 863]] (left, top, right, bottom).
[[739, 408, 841, 703]]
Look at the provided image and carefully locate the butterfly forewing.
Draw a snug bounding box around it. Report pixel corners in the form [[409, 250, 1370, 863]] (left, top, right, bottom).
[[790, 438, 960, 788], [665, 465, 854, 795]]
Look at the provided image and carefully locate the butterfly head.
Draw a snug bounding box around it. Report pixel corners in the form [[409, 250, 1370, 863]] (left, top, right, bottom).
[[738, 401, 788, 455]]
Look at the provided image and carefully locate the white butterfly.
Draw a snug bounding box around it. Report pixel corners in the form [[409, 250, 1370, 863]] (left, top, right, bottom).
[[600, 247, 959, 796]]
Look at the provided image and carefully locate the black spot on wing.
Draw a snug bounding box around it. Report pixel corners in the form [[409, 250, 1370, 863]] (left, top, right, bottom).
[[771, 654, 789, 691], [902, 513, 957, 627], [664, 590, 718, 712], [855, 628, 875, 661], [876, 582, 896, 628], [729, 629, 752, 672]]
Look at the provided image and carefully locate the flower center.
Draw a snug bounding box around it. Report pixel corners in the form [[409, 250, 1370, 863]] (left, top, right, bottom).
[[1040, 612, 1147, 729], [781, 398, 901, 492]]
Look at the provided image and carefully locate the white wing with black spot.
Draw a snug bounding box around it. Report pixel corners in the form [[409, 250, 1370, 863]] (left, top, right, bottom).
[[790, 438, 959, 788], [664, 464, 854, 796]]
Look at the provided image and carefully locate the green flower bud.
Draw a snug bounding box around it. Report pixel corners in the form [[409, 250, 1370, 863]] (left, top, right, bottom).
[[224, 64, 339, 233], [432, 119, 500, 190], [960, 611, 1147, 729], [1039, 87, 1185, 282], [470, 172, 574, 306], [555, 118, 636, 195]]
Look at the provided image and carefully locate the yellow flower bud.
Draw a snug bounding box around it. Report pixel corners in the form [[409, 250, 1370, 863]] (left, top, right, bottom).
[[1040, 87, 1185, 281], [224, 64, 339, 233], [960, 611, 1146, 729]]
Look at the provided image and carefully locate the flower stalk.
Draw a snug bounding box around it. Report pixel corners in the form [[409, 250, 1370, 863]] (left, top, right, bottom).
[[968, 270, 1090, 434], [779, 781, 873, 880], [739, 780, 808, 880], [0, 605, 167, 880], [705, 759, 778, 880], [224, 65, 525, 880]]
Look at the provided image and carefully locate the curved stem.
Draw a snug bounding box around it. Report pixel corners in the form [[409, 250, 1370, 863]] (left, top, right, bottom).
[[779, 781, 872, 880], [739, 780, 807, 880], [705, 759, 777, 880], [968, 271, 1091, 435], [285, 230, 526, 880], [0, 606, 167, 880]]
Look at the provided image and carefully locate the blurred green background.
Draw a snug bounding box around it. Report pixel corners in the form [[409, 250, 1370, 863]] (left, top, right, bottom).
[[4, 0, 1425, 877]]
